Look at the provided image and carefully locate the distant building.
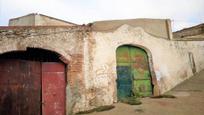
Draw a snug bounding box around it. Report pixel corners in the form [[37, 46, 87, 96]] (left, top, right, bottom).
[[9, 13, 77, 26], [173, 23, 204, 40]]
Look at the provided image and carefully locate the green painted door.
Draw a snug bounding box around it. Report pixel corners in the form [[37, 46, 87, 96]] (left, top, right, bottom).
[[130, 47, 152, 97], [116, 46, 152, 100], [116, 46, 132, 100]]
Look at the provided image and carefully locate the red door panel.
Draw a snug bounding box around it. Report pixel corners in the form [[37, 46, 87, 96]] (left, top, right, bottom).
[[42, 62, 65, 115], [0, 59, 41, 115]]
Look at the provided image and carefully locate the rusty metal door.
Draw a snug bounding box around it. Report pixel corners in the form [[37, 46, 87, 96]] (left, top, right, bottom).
[[116, 46, 133, 100], [130, 47, 152, 97], [116, 46, 152, 99], [42, 62, 65, 115], [0, 59, 41, 115]]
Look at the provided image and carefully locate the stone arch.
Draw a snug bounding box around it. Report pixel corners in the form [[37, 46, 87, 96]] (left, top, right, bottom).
[[0, 46, 70, 64], [115, 44, 160, 97]]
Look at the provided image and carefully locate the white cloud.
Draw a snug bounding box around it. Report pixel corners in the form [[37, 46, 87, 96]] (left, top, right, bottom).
[[0, 0, 203, 31]]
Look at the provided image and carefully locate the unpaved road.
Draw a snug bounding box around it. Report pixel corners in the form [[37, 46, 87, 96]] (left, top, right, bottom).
[[81, 70, 204, 115]]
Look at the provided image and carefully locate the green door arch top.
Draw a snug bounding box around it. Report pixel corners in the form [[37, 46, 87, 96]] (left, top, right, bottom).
[[116, 45, 152, 100]]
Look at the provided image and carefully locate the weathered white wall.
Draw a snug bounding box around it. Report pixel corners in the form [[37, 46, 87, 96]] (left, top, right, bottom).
[[1, 21, 204, 114], [80, 24, 204, 111]]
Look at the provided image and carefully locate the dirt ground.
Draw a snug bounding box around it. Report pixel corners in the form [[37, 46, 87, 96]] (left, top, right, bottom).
[[81, 70, 204, 115]]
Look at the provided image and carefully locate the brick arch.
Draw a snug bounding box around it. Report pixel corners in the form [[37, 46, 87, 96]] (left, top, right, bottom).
[[0, 46, 71, 64], [115, 44, 160, 96]]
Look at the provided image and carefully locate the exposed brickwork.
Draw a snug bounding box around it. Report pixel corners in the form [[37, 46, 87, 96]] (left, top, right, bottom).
[[0, 25, 91, 114], [68, 54, 84, 88]]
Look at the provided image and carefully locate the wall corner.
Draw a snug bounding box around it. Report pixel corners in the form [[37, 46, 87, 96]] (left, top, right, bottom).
[[166, 19, 173, 40]]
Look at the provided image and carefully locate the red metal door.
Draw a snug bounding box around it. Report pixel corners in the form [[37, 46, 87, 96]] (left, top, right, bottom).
[[42, 62, 65, 115], [0, 59, 41, 115]]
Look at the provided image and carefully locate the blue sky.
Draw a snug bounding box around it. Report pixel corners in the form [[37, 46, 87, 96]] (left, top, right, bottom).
[[0, 0, 203, 31]]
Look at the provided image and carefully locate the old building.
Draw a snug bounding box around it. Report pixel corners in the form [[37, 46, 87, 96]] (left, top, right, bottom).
[[173, 23, 204, 40], [9, 13, 77, 26], [0, 14, 204, 115]]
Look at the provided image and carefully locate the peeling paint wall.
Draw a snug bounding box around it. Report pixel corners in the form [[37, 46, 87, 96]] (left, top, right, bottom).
[[83, 24, 204, 111], [1, 20, 204, 114], [92, 19, 172, 39]]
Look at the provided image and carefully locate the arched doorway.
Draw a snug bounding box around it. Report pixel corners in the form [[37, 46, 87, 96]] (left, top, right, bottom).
[[0, 48, 66, 115], [116, 45, 153, 101]]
